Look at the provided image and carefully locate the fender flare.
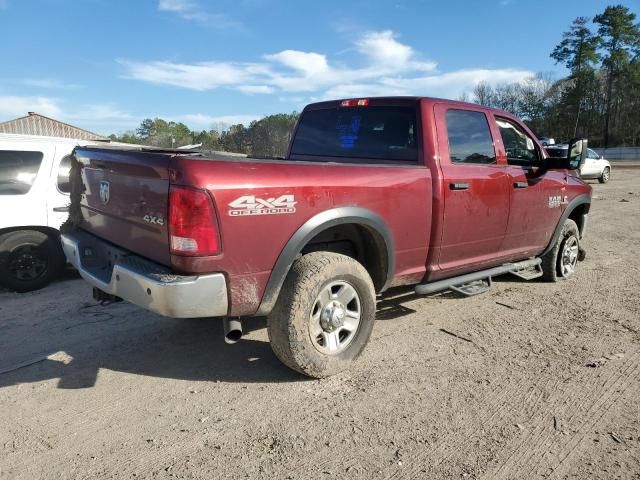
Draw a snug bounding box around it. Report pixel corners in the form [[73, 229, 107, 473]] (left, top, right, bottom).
[[541, 194, 591, 257], [256, 207, 395, 316]]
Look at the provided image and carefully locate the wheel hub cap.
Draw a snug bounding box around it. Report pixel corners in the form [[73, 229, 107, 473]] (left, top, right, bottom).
[[7, 245, 47, 281], [309, 281, 361, 355], [560, 236, 579, 277], [320, 302, 346, 332]]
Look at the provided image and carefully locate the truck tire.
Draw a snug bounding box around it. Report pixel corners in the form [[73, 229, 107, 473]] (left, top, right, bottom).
[[540, 219, 580, 282], [267, 252, 377, 378], [0, 230, 64, 292], [599, 167, 610, 184]]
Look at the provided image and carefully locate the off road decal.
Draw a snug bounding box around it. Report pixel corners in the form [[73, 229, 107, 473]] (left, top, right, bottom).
[[228, 195, 297, 216]]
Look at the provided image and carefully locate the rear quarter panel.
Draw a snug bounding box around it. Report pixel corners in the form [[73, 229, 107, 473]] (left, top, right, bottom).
[[171, 157, 432, 316]]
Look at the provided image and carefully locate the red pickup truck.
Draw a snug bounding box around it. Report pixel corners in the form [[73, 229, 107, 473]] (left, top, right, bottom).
[[61, 97, 591, 377]]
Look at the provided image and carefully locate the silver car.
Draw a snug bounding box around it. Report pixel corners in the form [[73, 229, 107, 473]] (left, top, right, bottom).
[[545, 146, 611, 183]]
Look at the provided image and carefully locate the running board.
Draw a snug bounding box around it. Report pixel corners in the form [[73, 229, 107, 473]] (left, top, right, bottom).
[[415, 258, 542, 297]]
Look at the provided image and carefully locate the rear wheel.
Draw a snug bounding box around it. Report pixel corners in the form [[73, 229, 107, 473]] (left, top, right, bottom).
[[599, 167, 610, 184], [267, 252, 376, 378], [0, 230, 64, 292], [541, 219, 580, 282]]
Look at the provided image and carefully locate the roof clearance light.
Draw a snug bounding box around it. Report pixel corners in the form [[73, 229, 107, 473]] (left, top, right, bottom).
[[340, 99, 370, 107]]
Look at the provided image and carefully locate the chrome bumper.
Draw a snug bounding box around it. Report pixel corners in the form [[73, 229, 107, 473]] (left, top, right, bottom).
[[61, 231, 228, 318]]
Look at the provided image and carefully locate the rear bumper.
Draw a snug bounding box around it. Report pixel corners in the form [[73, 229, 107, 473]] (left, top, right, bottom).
[[61, 230, 228, 318]]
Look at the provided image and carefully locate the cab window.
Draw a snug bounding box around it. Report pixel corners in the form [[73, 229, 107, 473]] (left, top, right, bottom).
[[0, 150, 44, 195], [495, 118, 540, 167], [445, 109, 496, 165]]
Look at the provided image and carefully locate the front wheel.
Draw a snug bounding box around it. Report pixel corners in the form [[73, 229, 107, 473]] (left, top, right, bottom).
[[599, 167, 611, 184], [267, 252, 377, 378], [540, 219, 580, 282]]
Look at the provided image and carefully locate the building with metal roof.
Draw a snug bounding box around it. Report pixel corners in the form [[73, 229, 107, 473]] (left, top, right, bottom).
[[0, 112, 107, 141]]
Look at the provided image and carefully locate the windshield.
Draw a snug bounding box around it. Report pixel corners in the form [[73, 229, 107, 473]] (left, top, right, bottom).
[[290, 106, 418, 163]]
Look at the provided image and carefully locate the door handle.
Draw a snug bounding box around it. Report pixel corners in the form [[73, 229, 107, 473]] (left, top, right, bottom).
[[513, 182, 528, 189], [449, 182, 470, 190], [53, 206, 70, 213]]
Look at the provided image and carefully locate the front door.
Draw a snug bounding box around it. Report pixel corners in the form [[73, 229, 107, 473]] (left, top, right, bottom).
[[490, 115, 565, 256], [434, 105, 510, 275]]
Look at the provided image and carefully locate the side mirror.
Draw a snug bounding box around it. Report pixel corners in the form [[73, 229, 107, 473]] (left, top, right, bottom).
[[567, 138, 588, 170]]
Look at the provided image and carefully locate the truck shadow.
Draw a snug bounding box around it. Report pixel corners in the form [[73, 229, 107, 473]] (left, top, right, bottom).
[[0, 282, 493, 390], [0, 308, 305, 389]]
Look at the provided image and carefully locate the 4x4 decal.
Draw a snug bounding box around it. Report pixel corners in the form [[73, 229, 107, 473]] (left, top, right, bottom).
[[228, 195, 297, 216]]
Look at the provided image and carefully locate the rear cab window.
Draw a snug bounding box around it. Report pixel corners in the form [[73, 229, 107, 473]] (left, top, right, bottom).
[[290, 105, 418, 163], [445, 109, 496, 165], [0, 150, 44, 195]]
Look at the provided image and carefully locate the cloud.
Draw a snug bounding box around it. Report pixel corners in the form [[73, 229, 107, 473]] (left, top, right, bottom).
[[23, 78, 83, 89], [235, 85, 275, 94], [0, 96, 64, 118], [158, 0, 194, 12], [120, 60, 248, 90], [157, 0, 240, 29], [0, 96, 138, 133], [121, 29, 533, 100], [0, 95, 260, 135]]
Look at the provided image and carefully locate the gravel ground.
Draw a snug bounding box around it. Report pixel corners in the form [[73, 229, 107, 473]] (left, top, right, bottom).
[[0, 170, 638, 480]]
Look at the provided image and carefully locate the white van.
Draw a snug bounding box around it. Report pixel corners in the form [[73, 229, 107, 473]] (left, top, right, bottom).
[[0, 134, 106, 291]]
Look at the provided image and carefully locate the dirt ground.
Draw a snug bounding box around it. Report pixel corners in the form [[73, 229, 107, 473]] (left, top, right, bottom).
[[1, 169, 639, 480]]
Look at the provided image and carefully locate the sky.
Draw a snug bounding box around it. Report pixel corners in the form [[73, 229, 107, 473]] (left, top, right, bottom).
[[0, 0, 638, 135]]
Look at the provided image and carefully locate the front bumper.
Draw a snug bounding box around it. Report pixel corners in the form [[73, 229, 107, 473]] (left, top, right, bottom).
[[61, 231, 228, 318]]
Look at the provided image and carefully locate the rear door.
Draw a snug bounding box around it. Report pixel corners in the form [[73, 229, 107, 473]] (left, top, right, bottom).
[[76, 147, 172, 266], [434, 104, 510, 274], [491, 115, 566, 255]]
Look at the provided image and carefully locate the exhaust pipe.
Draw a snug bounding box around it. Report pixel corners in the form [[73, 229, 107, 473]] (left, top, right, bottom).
[[223, 318, 243, 344]]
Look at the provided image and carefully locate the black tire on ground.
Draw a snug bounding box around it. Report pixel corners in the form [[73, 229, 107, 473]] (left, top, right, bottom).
[[540, 219, 580, 282], [599, 167, 611, 184], [267, 252, 377, 378], [0, 230, 64, 292]]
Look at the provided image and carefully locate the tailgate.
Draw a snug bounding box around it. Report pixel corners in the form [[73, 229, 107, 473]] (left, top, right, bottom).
[[75, 147, 173, 266]]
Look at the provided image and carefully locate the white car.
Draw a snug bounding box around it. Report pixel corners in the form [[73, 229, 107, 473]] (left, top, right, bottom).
[[0, 134, 96, 291], [582, 148, 612, 183], [545, 145, 611, 183]]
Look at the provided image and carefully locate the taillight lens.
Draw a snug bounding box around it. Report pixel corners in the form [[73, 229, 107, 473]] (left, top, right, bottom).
[[169, 186, 220, 256]]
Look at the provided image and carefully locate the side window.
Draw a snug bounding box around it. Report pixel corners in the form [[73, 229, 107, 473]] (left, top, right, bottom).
[[0, 150, 44, 195], [587, 149, 599, 160], [57, 155, 72, 194], [495, 118, 540, 167], [445, 109, 496, 165]]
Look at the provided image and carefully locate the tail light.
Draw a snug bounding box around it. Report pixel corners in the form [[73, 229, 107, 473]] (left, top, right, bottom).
[[168, 186, 221, 256]]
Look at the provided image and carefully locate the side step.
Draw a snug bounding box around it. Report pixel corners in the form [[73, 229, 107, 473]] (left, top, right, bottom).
[[510, 263, 543, 280], [415, 258, 542, 297], [449, 278, 492, 297]]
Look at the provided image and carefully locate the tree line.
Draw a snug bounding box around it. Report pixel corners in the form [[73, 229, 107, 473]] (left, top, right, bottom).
[[109, 113, 300, 158], [110, 4, 640, 151], [465, 4, 639, 147]]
